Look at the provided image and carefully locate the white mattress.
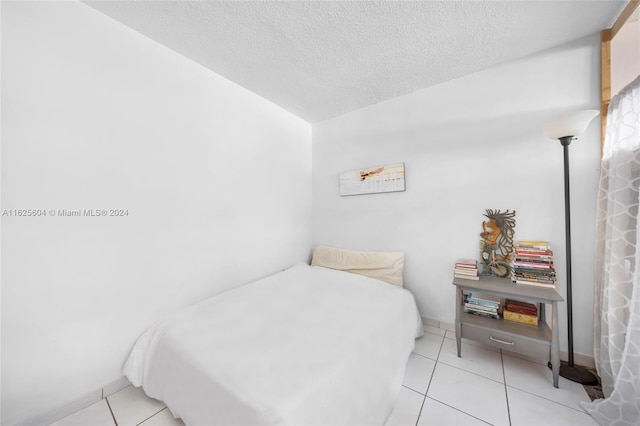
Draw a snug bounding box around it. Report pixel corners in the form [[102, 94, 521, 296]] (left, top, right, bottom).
[[123, 263, 423, 425]]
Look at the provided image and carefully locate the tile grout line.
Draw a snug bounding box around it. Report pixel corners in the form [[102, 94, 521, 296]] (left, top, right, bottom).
[[503, 355, 593, 413], [504, 382, 593, 414], [436, 359, 505, 385], [135, 408, 168, 426], [417, 333, 493, 425], [402, 384, 427, 396], [500, 350, 513, 426], [425, 335, 496, 425], [413, 334, 445, 426], [105, 397, 119, 426], [422, 396, 494, 425]]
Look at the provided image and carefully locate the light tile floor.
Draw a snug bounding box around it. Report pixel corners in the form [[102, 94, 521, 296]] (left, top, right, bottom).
[[50, 325, 598, 426]]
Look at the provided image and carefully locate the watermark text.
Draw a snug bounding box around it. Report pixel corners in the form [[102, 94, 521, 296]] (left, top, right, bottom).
[[2, 209, 129, 217]]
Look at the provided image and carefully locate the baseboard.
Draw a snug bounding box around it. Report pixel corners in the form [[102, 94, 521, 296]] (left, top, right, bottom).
[[102, 376, 131, 398], [17, 376, 131, 426], [561, 350, 596, 369], [420, 316, 596, 369], [421, 316, 454, 332], [17, 389, 102, 426]]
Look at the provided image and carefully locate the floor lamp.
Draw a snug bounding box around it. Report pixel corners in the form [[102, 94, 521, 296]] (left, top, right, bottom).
[[541, 109, 600, 385]]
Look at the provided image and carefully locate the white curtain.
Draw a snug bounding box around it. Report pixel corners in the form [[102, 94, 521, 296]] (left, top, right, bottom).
[[582, 75, 640, 425]]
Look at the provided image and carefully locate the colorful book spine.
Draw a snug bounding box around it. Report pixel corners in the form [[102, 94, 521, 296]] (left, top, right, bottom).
[[468, 292, 500, 305], [464, 308, 500, 319], [503, 309, 538, 326], [454, 259, 479, 280], [455, 268, 479, 275], [505, 299, 538, 316], [513, 269, 556, 278], [464, 302, 498, 313], [512, 261, 554, 269], [513, 279, 555, 287], [512, 241, 556, 287], [455, 274, 479, 281], [465, 298, 499, 309], [516, 241, 551, 250]]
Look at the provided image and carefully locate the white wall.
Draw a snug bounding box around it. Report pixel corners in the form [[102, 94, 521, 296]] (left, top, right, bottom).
[[1, 2, 311, 424], [313, 35, 601, 360]]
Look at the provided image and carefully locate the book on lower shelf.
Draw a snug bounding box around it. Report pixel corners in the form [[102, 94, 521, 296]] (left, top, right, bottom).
[[503, 298, 538, 325], [503, 309, 538, 326], [464, 307, 500, 319], [464, 292, 501, 319], [454, 259, 479, 280], [467, 292, 500, 306], [504, 299, 538, 316]]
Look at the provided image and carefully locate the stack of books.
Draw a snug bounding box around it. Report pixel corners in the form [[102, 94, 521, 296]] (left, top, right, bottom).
[[503, 299, 539, 326], [464, 292, 501, 319], [511, 241, 556, 287], [454, 259, 479, 280]]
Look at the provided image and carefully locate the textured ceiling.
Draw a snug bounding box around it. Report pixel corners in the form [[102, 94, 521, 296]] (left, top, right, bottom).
[[86, 1, 627, 123]]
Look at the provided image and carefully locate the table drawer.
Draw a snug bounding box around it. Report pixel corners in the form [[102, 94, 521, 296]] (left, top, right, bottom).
[[461, 323, 550, 359]]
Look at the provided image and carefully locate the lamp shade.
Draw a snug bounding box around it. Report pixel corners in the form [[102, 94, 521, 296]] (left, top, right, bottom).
[[541, 109, 600, 139]]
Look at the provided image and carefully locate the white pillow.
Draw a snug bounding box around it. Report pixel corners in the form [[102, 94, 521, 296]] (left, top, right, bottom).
[[311, 245, 405, 287]]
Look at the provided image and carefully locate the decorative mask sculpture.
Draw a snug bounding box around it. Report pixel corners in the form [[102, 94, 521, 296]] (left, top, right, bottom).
[[480, 209, 516, 277]]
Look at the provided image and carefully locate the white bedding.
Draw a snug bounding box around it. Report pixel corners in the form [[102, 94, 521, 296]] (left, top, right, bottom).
[[123, 263, 423, 425]]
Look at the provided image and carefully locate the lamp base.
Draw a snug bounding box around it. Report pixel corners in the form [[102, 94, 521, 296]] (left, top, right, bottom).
[[548, 361, 599, 385]]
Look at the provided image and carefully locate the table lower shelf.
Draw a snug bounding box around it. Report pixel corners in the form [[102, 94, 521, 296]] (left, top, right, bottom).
[[458, 312, 552, 360]]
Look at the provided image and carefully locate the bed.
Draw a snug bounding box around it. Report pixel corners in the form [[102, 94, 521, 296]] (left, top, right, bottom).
[[123, 247, 423, 425]]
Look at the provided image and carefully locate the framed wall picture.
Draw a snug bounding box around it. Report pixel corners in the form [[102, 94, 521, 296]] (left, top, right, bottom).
[[339, 163, 405, 196]]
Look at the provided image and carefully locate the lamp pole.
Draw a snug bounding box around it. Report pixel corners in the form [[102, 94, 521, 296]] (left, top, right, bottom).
[[556, 135, 598, 384], [541, 109, 600, 384], [559, 136, 575, 367]]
